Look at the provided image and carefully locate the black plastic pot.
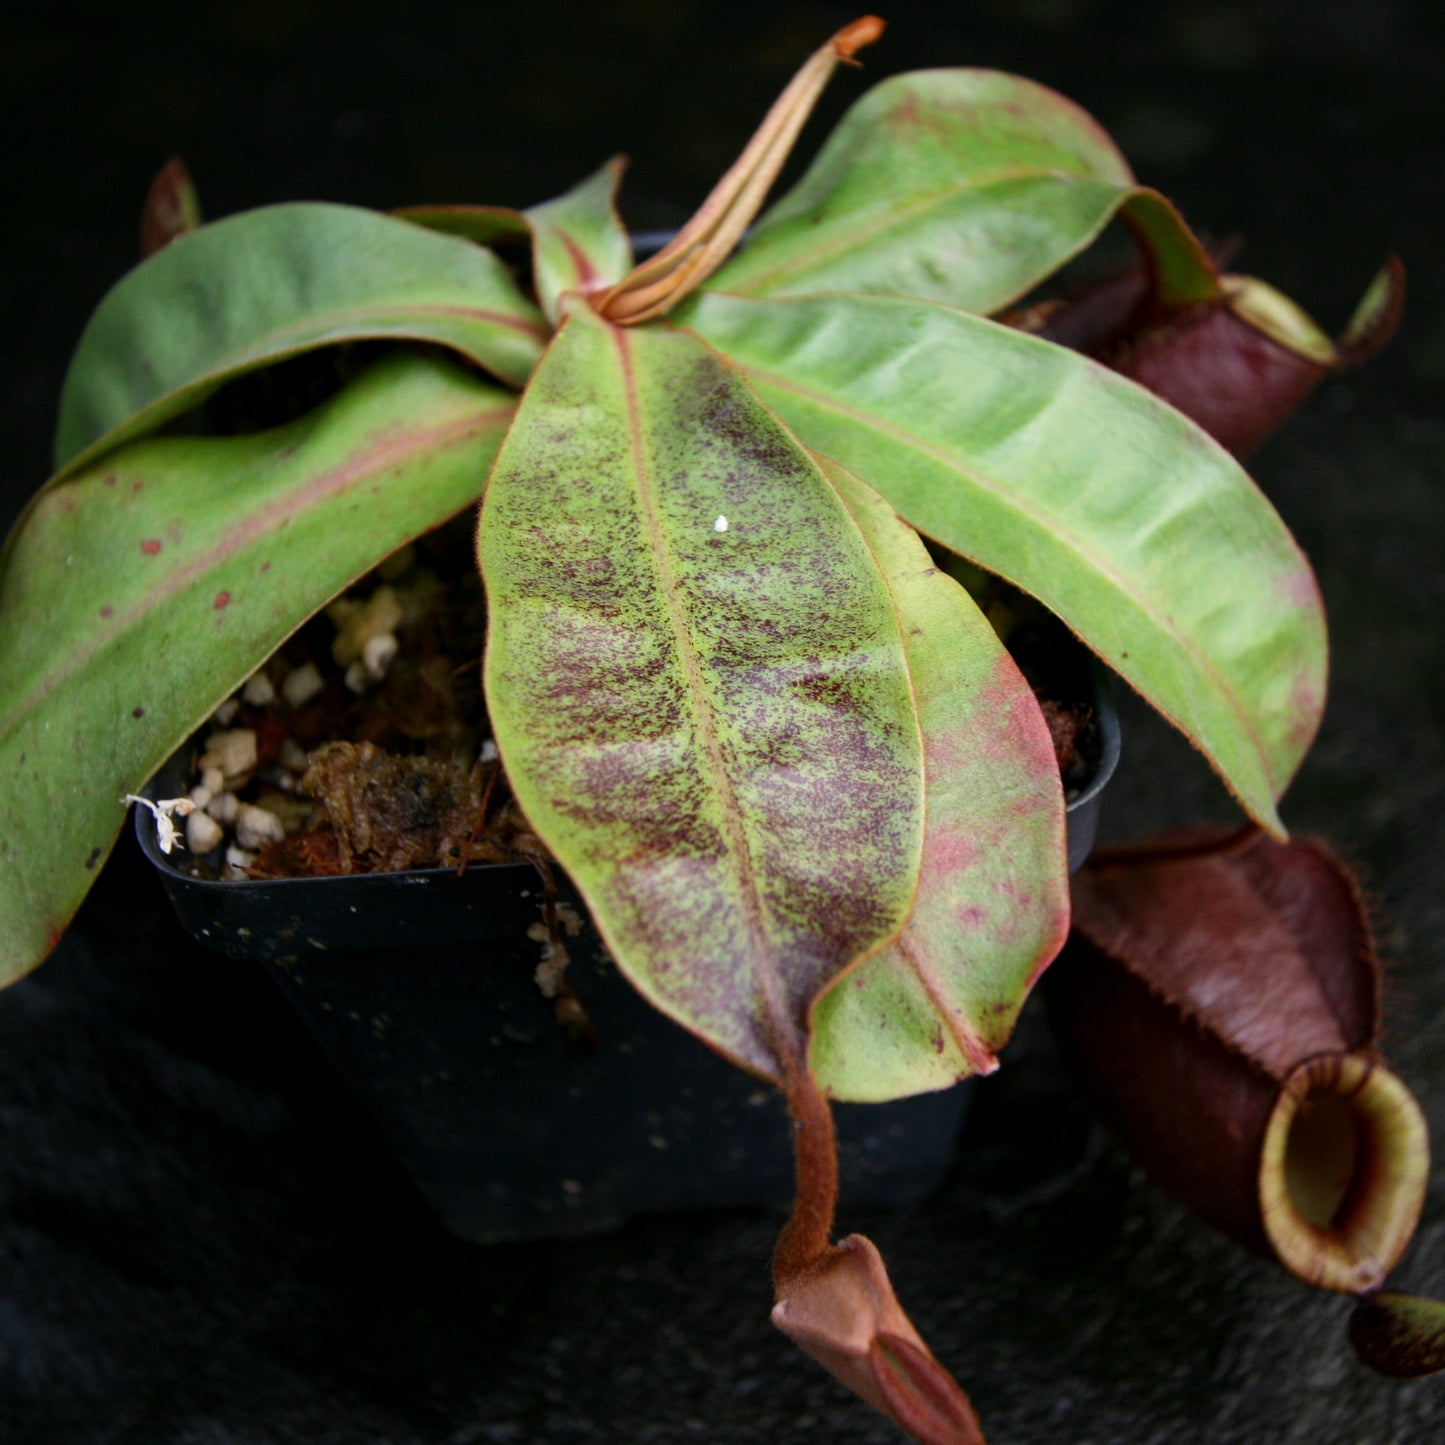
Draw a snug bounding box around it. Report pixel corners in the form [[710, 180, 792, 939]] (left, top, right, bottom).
[[140, 668, 1118, 1243]]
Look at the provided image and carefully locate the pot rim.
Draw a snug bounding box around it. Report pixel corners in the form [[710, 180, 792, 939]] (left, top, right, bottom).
[[138, 662, 1119, 893]]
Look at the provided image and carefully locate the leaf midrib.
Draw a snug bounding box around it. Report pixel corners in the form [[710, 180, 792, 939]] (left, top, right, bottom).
[[612, 323, 795, 1068], [894, 929, 1000, 1076]]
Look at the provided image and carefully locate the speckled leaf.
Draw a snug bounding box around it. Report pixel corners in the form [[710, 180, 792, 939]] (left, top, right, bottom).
[[807, 456, 1069, 1102], [706, 68, 1217, 313], [525, 158, 633, 323], [682, 291, 1326, 833], [479, 305, 925, 1082], [53, 202, 546, 474], [0, 351, 514, 983]]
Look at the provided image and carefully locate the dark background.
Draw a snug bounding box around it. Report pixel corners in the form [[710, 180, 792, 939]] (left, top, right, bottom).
[[2, 2, 1443, 1441]]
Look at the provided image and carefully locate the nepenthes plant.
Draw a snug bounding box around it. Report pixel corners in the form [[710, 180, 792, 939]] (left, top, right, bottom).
[[0, 16, 1423, 1441]]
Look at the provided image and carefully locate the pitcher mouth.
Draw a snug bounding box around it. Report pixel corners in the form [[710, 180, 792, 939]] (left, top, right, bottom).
[[1259, 1053, 1430, 1293]]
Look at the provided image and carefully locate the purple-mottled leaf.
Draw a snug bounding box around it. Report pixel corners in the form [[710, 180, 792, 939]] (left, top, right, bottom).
[[0, 351, 514, 982], [478, 303, 925, 1081]]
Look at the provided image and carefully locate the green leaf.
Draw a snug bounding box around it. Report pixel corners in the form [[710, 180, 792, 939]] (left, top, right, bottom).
[[399, 160, 634, 326], [681, 291, 1326, 832], [806, 456, 1069, 1102], [54, 201, 547, 473], [1118, 189, 1223, 309], [708, 67, 1190, 313], [478, 304, 925, 1083], [0, 350, 514, 982], [525, 158, 634, 324]]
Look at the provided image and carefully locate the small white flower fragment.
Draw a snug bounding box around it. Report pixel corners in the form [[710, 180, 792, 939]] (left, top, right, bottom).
[[124, 793, 195, 855], [480, 738, 499, 764], [714, 514, 728, 532]]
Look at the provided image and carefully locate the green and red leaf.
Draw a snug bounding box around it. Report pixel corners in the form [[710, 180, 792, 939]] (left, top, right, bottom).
[[0, 351, 514, 982], [478, 303, 926, 1082], [681, 290, 1326, 833], [525, 158, 634, 323], [706, 68, 1215, 315], [401, 160, 634, 327], [806, 456, 1068, 1102]]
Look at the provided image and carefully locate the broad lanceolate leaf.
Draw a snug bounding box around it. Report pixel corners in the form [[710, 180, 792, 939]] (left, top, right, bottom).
[[525, 158, 634, 324], [479, 304, 925, 1082], [706, 68, 1214, 314], [0, 351, 514, 982], [54, 202, 547, 473], [807, 457, 1068, 1103], [681, 291, 1327, 832]]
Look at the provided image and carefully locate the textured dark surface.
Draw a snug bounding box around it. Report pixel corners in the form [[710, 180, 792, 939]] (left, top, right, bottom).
[[3, 2, 1444, 1441]]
